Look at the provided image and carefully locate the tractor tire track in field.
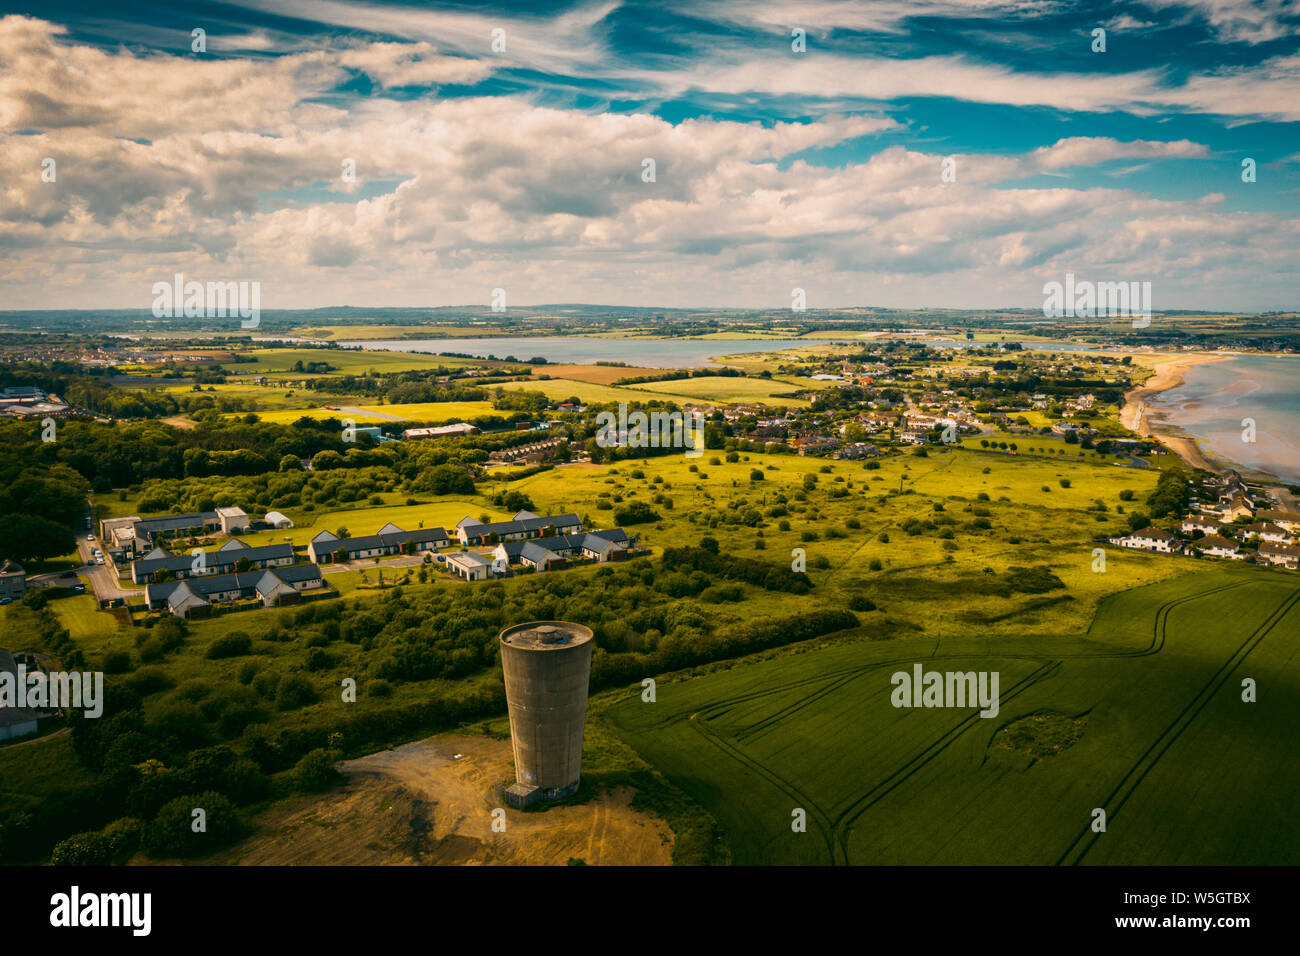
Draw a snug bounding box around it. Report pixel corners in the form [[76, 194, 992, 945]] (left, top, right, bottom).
[[689, 708, 837, 863], [1056, 585, 1300, 867], [830, 661, 1063, 866], [669, 576, 1264, 865]]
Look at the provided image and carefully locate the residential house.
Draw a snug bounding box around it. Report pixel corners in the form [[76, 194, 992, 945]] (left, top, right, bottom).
[[1193, 535, 1246, 560], [131, 539, 295, 584], [1257, 541, 1300, 569], [0, 560, 26, 600], [308, 524, 450, 564], [1115, 527, 1183, 553], [146, 564, 325, 618], [455, 511, 581, 546], [493, 529, 632, 571]]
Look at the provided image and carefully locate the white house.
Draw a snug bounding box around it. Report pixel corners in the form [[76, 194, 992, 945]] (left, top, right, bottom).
[[1193, 535, 1246, 560], [446, 551, 493, 581], [1115, 527, 1183, 553]]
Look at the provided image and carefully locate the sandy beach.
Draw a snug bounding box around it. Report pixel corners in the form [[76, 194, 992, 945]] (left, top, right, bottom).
[[1120, 353, 1234, 474]]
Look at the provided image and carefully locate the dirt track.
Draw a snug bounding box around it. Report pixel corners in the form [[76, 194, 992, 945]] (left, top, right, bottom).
[[214, 734, 672, 866]]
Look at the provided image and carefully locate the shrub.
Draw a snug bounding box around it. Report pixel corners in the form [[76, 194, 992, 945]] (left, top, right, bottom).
[[143, 792, 244, 858], [848, 595, 876, 612], [275, 673, 318, 711], [206, 632, 252, 660], [292, 748, 343, 793]]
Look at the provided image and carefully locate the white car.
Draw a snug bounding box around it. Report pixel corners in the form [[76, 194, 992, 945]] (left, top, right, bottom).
[[95, 556, 104, 565], [86, 534, 94, 541]]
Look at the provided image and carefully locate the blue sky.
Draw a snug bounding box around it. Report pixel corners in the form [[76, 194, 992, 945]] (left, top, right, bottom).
[[0, 0, 1297, 310]]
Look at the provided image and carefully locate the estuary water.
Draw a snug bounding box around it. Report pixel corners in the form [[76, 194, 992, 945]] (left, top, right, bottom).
[[1145, 354, 1300, 484], [338, 336, 829, 368]]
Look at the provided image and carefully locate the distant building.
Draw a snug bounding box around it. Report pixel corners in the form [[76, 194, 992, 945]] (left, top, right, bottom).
[[0, 648, 38, 740], [0, 560, 26, 600], [402, 423, 480, 440], [131, 540, 295, 584]]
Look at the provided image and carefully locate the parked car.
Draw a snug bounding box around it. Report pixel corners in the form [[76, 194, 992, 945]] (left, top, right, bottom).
[[95, 556, 104, 565], [86, 533, 94, 541], [0, 597, 11, 605]]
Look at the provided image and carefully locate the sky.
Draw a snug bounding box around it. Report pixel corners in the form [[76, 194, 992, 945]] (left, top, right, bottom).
[[0, 0, 1297, 312]]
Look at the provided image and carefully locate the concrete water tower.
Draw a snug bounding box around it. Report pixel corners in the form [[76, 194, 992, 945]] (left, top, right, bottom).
[[498, 621, 594, 808]]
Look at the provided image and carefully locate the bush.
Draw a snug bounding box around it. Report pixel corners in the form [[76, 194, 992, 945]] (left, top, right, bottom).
[[699, 537, 719, 555], [614, 501, 660, 526], [292, 748, 343, 793], [275, 674, 318, 711], [143, 792, 245, 858], [101, 650, 132, 674], [847, 595, 876, 612], [206, 632, 252, 660], [368, 679, 394, 698]]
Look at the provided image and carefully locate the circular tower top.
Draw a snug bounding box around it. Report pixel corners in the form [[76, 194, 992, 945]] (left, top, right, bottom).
[[500, 620, 594, 650]]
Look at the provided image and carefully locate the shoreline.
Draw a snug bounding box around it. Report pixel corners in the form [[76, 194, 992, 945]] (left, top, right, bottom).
[[1120, 353, 1234, 475]]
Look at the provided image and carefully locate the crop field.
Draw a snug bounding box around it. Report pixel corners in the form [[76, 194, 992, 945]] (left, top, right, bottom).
[[231, 401, 496, 425], [495, 377, 674, 405], [601, 566, 1300, 865], [633, 375, 824, 405], [529, 364, 665, 384], [233, 348, 489, 375]]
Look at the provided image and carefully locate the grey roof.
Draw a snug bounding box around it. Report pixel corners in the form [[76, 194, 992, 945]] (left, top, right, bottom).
[[459, 513, 581, 539], [314, 526, 449, 554], [134, 511, 220, 537], [133, 542, 294, 577], [498, 528, 629, 562], [147, 563, 322, 603]]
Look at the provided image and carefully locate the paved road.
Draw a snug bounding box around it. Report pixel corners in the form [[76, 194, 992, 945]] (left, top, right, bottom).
[[75, 535, 143, 602]]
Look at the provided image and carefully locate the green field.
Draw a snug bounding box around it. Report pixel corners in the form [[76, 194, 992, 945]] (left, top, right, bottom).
[[233, 348, 489, 375], [601, 566, 1300, 864], [231, 401, 496, 425]]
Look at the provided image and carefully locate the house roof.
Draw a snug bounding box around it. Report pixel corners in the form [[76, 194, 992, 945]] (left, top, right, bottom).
[[313, 525, 449, 554], [148, 563, 322, 603], [1195, 535, 1239, 551], [458, 513, 581, 539], [447, 551, 492, 568], [132, 542, 294, 577]]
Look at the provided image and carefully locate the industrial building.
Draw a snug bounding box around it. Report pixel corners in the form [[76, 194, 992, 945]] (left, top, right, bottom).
[[499, 621, 594, 809]]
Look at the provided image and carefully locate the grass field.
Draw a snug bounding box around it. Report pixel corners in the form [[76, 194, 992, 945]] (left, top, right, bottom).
[[231, 401, 496, 425], [233, 348, 491, 375], [600, 566, 1300, 864]]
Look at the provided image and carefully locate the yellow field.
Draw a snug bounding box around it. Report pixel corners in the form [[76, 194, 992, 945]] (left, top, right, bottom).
[[495, 378, 673, 405], [530, 364, 664, 384], [633, 375, 825, 405]]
